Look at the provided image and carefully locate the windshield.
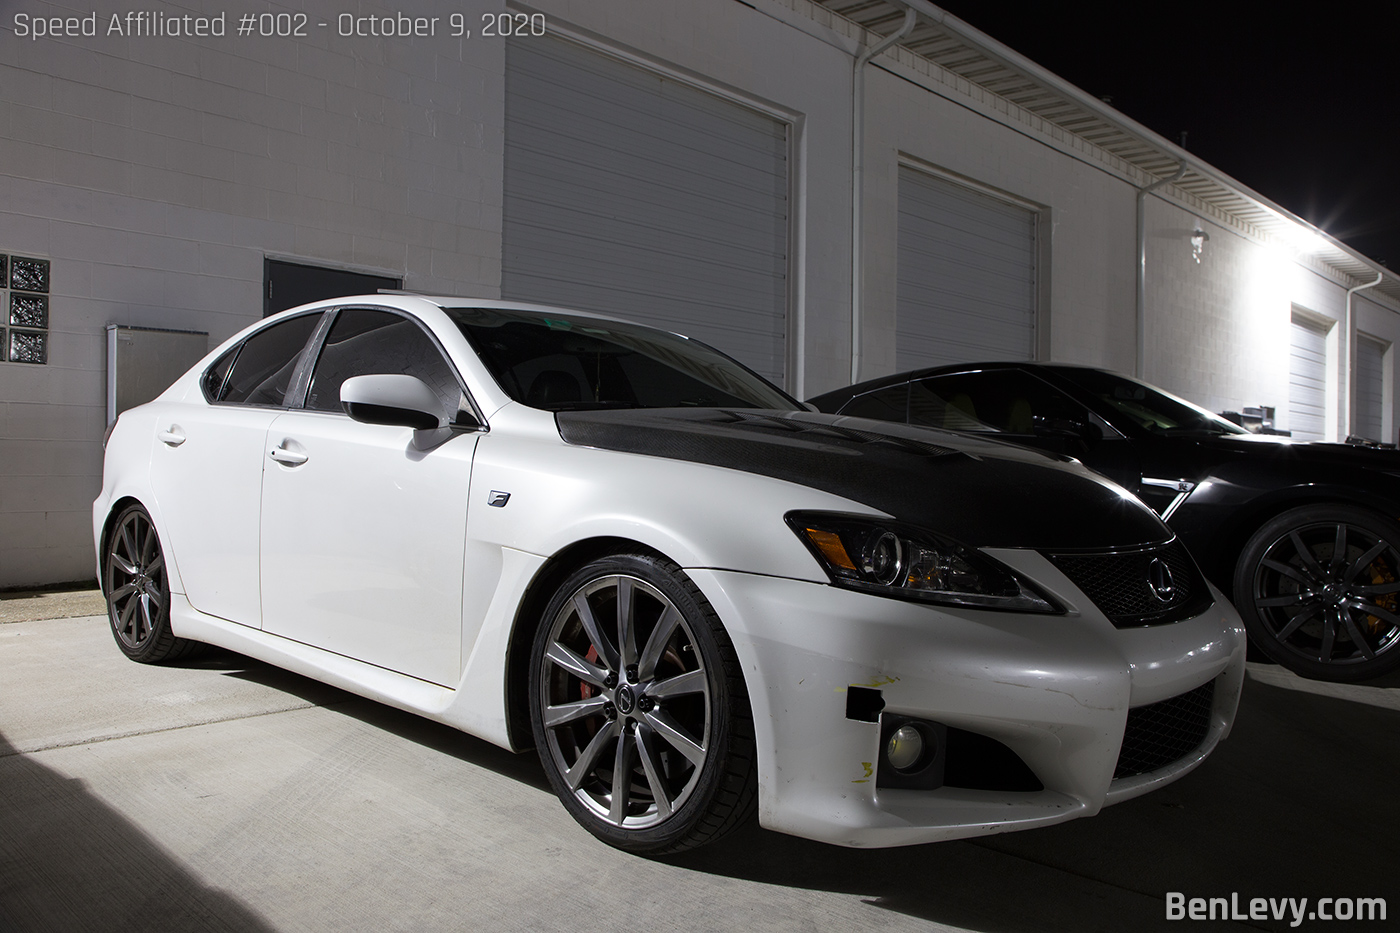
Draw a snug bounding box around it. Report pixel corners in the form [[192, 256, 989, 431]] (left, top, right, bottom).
[[1047, 366, 1248, 436], [447, 307, 799, 412]]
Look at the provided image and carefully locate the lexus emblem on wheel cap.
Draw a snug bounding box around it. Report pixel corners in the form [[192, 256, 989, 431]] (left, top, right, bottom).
[[1147, 557, 1176, 602]]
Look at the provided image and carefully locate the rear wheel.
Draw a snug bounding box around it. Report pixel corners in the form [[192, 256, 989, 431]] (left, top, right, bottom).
[[104, 504, 198, 663], [1235, 504, 1400, 682], [528, 552, 756, 854]]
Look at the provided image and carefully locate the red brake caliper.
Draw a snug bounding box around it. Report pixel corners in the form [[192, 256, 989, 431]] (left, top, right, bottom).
[[580, 645, 600, 700]]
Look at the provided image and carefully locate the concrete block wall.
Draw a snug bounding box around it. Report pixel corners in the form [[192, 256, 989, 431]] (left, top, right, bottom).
[[0, 0, 504, 587]]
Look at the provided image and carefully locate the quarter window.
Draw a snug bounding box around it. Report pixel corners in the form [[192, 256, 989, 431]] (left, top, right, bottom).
[[216, 313, 321, 406], [306, 308, 466, 419]]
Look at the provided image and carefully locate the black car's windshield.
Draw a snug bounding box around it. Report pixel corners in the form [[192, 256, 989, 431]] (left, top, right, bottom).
[[447, 307, 799, 411], [1047, 366, 1248, 436]]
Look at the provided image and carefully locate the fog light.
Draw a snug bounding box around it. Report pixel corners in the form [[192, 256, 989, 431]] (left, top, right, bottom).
[[886, 724, 924, 772]]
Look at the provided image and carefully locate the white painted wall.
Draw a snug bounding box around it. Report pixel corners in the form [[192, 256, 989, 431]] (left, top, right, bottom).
[[0, 0, 504, 585]]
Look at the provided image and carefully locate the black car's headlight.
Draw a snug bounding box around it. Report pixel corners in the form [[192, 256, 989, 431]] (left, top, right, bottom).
[[786, 511, 1061, 613]]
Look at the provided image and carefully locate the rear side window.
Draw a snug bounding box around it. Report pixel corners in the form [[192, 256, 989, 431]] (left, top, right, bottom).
[[909, 370, 1085, 434], [838, 383, 909, 423], [216, 314, 320, 406], [305, 308, 466, 419]]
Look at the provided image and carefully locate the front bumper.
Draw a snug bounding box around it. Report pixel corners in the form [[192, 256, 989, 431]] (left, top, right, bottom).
[[688, 549, 1245, 848]]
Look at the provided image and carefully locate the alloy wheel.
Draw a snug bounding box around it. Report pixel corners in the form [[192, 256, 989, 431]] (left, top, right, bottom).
[[537, 573, 712, 830], [106, 507, 168, 652], [1250, 520, 1400, 669]]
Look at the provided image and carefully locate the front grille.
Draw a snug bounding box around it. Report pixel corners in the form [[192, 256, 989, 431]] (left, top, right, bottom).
[[1114, 679, 1216, 779], [1045, 538, 1213, 627]]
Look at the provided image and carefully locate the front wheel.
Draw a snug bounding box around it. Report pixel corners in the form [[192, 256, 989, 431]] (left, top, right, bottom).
[[1234, 504, 1400, 682], [528, 553, 756, 854], [104, 504, 198, 663]]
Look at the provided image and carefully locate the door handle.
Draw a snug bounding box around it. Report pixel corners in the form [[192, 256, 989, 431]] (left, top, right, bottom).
[[269, 444, 308, 466], [157, 427, 186, 447]]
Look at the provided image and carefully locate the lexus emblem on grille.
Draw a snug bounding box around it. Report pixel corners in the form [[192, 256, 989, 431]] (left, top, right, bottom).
[[1147, 558, 1176, 602]]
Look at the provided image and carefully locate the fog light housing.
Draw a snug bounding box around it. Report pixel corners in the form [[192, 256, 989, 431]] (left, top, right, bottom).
[[876, 715, 946, 790], [886, 725, 924, 771]]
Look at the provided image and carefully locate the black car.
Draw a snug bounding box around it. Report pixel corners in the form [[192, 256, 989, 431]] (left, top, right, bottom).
[[810, 362, 1400, 682]]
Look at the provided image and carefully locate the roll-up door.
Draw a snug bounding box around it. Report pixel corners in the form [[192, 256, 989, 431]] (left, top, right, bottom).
[[503, 36, 789, 384], [1289, 314, 1329, 441], [1355, 334, 1386, 442], [896, 167, 1036, 370]]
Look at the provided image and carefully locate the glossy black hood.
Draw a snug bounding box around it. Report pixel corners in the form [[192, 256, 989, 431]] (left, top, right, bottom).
[[556, 408, 1172, 550]]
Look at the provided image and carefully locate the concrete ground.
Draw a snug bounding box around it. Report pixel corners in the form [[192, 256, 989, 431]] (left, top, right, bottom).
[[2, 600, 1398, 933]]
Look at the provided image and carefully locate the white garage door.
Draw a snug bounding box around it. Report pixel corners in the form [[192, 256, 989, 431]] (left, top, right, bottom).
[[896, 167, 1036, 370], [502, 36, 789, 384], [1289, 315, 1329, 441], [1355, 334, 1386, 443]]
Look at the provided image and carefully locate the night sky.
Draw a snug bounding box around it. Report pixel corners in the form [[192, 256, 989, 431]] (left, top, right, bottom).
[[932, 2, 1400, 269]]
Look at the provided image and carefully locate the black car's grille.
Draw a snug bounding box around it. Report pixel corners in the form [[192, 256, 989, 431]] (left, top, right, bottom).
[[1114, 679, 1217, 779], [1045, 538, 1213, 627]]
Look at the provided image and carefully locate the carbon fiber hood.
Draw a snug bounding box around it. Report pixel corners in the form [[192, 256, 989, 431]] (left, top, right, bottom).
[[556, 408, 1171, 550]]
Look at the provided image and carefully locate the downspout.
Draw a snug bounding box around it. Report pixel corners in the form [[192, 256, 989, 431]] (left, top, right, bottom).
[[850, 4, 917, 384], [1343, 271, 1385, 439], [1135, 163, 1187, 380]]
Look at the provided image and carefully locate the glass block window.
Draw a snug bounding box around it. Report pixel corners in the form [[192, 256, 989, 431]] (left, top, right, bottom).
[[10, 292, 47, 328], [2, 254, 49, 365], [10, 256, 50, 293], [9, 330, 46, 364]]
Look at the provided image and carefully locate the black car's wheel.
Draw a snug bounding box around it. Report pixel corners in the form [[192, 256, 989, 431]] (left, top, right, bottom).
[[104, 504, 197, 663], [528, 553, 756, 854], [1235, 504, 1400, 682]]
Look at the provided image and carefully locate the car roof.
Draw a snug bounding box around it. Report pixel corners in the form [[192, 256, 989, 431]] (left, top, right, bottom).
[[274, 292, 692, 337], [811, 360, 1090, 403]]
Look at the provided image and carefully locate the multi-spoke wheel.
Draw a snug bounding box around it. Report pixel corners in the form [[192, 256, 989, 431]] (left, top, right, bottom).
[[1235, 505, 1400, 682], [529, 553, 756, 853], [104, 504, 196, 663]]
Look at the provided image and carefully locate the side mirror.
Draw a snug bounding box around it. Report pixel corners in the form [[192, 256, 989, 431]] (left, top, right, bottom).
[[341, 374, 444, 430]]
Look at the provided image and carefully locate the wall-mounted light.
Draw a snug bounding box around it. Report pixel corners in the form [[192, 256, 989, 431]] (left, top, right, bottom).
[[1190, 226, 1210, 264]]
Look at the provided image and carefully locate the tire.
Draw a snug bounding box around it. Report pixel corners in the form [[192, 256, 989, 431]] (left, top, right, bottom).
[[528, 552, 757, 854], [1234, 504, 1400, 682], [104, 504, 198, 664]]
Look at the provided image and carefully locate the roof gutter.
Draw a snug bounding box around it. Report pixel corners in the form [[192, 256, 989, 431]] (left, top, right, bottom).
[[850, 2, 917, 384], [1136, 164, 1187, 379], [1343, 271, 1385, 438]]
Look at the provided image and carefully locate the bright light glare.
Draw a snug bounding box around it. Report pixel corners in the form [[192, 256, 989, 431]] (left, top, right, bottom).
[[1279, 225, 1333, 257]]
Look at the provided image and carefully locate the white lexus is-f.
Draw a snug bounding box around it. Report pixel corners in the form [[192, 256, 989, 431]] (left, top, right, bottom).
[[94, 294, 1246, 853]]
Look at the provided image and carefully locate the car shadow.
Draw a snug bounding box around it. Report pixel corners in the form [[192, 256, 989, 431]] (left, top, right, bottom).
[[175, 645, 553, 794], [659, 677, 1400, 933], [0, 730, 280, 933]]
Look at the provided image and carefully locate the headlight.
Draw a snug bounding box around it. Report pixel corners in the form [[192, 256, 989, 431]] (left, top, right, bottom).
[[786, 511, 1060, 613]]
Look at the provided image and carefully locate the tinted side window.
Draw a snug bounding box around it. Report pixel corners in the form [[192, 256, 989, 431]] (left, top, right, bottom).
[[909, 371, 1085, 434], [306, 308, 465, 418], [220, 314, 321, 406], [838, 383, 909, 423], [201, 346, 238, 402]]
